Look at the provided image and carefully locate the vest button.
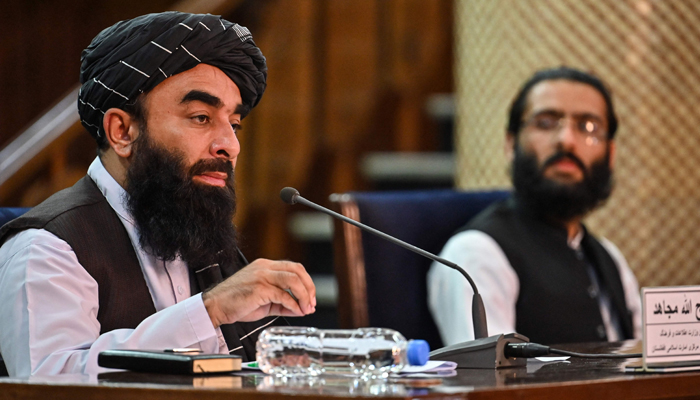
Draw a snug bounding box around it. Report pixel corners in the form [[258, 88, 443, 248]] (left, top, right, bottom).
[[588, 286, 598, 298], [597, 325, 606, 338], [177, 285, 184, 295]]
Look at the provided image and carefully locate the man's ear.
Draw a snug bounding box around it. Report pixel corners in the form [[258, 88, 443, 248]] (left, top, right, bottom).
[[103, 108, 139, 158], [505, 132, 516, 162]]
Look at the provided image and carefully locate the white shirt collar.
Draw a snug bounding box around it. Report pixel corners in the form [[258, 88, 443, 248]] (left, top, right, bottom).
[[568, 227, 584, 250], [87, 157, 134, 225]]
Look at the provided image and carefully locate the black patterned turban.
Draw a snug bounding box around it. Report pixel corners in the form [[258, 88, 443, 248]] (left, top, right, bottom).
[[78, 11, 267, 147]]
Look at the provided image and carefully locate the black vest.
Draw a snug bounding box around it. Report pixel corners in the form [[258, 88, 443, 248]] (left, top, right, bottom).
[[0, 176, 275, 364], [461, 197, 634, 344]]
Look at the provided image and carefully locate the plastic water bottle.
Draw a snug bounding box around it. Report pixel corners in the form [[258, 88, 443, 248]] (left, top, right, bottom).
[[256, 326, 430, 378]]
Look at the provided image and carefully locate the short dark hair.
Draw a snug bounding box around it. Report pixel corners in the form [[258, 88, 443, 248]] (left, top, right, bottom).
[[506, 67, 618, 139]]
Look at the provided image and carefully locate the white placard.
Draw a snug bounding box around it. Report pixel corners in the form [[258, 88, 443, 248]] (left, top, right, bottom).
[[642, 286, 700, 369]]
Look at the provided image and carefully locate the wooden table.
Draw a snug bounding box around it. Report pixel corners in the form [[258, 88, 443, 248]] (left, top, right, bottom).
[[2, 341, 700, 399]]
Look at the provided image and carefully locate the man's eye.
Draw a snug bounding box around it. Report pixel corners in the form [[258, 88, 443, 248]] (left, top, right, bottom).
[[231, 123, 242, 133], [578, 119, 599, 134], [192, 115, 210, 124], [534, 116, 560, 130]]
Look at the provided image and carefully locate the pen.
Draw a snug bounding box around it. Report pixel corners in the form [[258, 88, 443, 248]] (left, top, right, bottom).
[[164, 348, 202, 353], [285, 288, 299, 303]]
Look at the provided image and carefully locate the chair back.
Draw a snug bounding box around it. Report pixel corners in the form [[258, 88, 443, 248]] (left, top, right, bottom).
[[0, 207, 30, 228], [330, 189, 509, 350]]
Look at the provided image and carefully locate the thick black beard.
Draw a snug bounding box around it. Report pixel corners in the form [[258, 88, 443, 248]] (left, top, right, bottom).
[[511, 144, 613, 221], [125, 132, 239, 272]]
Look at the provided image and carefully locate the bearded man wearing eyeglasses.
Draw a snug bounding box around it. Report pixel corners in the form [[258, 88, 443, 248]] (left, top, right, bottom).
[[428, 67, 641, 346]]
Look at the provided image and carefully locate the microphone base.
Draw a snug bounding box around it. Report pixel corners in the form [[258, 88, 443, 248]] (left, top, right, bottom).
[[429, 333, 529, 369]]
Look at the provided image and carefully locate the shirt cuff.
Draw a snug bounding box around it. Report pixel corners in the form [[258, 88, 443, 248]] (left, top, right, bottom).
[[183, 293, 218, 346]]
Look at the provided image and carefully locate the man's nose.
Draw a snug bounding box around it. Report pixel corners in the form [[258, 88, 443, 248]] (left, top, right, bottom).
[[555, 119, 578, 150], [210, 123, 240, 161]]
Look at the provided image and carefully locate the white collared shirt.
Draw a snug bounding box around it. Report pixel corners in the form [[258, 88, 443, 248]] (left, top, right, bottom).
[[0, 157, 227, 377], [427, 230, 643, 346]]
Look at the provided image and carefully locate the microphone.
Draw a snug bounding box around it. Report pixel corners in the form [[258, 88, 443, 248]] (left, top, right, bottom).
[[280, 187, 532, 368], [280, 187, 488, 339], [280, 187, 536, 369], [281, 187, 535, 368], [279, 187, 300, 205]]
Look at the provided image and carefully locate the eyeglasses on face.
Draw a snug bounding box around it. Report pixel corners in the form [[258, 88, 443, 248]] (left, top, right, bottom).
[[522, 112, 608, 146]]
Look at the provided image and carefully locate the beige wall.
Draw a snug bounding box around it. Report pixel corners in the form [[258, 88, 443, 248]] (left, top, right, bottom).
[[455, 0, 700, 287]]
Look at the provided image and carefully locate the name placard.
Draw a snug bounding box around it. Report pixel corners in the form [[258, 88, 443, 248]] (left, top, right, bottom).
[[642, 286, 700, 369]]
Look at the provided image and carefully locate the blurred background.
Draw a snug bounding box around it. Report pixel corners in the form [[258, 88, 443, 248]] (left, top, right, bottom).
[[2, 0, 700, 328]]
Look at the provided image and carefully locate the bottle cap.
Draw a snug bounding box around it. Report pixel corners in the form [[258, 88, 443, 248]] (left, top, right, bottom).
[[407, 340, 430, 366]]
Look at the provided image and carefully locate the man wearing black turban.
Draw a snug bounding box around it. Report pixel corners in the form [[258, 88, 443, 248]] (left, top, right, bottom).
[[0, 12, 316, 377]]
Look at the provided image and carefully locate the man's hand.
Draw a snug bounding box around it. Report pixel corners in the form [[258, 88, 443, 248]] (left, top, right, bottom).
[[201, 259, 316, 328]]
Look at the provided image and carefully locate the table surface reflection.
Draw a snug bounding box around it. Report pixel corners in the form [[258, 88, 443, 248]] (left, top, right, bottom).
[[2, 340, 700, 400]]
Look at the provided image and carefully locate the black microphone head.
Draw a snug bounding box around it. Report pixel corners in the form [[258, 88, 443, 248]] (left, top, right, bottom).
[[280, 187, 300, 204]]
